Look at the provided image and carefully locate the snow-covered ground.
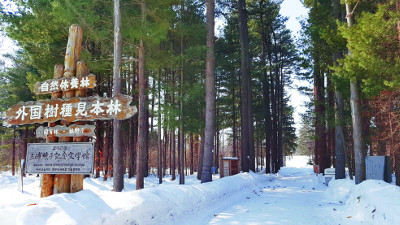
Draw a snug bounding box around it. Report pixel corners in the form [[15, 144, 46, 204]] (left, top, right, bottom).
[[0, 156, 399, 225]]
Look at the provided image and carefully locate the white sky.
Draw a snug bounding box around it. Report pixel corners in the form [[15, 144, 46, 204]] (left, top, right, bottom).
[[280, 0, 310, 132]]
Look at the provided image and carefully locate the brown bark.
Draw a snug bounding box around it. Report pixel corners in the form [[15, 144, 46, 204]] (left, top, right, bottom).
[[179, 17, 185, 184], [158, 71, 162, 184], [270, 48, 278, 173], [190, 133, 194, 175], [12, 127, 16, 176], [259, 0, 271, 173], [194, 134, 199, 172], [103, 121, 110, 181], [112, 0, 124, 192], [346, 2, 366, 184], [201, 0, 215, 183], [164, 130, 168, 177], [136, 31, 146, 190], [238, 0, 254, 173], [70, 61, 89, 193], [178, 129, 181, 179], [197, 131, 205, 180], [171, 132, 175, 180]]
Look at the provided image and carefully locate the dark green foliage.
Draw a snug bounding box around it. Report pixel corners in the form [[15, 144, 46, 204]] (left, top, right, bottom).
[[334, 3, 400, 97], [1, 0, 298, 177]]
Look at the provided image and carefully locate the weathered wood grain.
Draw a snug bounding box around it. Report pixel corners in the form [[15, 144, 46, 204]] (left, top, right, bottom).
[[40, 62, 63, 198], [64, 25, 82, 77], [5, 95, 137, 125]]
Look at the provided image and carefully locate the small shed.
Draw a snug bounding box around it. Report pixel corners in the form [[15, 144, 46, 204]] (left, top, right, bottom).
[[220, 156, 239, 178]]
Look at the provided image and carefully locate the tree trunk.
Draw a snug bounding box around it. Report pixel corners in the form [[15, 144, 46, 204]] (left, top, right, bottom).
[[190, 133, 194, 175], [22, 125, 28, 176], [172, 132, 176, 180], [151, 77, 155, 134], [107, 121, 113, 179], [137, 35, 146, 189], [327, 77, 335, 168], [232, 70, 237, 157], [179, 10, 185, 184], [12, 126, 16, 176], [260, 1, 271, 173], [201, 0, 215, 183], [332, 0, 346, 179], [144, 107, 149, 177], [95, 121, 102, 178], [103, 121, 109, 181], [346, 2, 366, 184], [112, 0, 124, 192], [163, 130, 168, 177], [197, 131, 205, 180], [277, 66, 284, 168], [335, 91, 346, 179], [314, 57, 326, 173], [270, 57, 277, 173], [178, 128, 182, 183], [238, 0, 254, 172], [158, 71, 163, 184]]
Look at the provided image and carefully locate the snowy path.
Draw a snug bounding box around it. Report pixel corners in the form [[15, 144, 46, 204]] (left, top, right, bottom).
[[3, 156, 397, 225], [206, 167, 360, 225]]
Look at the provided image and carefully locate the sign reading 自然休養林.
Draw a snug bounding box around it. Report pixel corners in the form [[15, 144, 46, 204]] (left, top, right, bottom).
[[33, 74, 96, 95], [26, 142, 94, 174]]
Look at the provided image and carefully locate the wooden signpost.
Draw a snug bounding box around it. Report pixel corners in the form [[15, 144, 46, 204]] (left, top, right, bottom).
[[5, 24, 136, 197]]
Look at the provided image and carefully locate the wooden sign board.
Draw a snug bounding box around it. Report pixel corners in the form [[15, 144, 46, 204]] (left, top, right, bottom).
[[5, 95, 137, 125], [36, 124, 96, 138], [34, 74, 96, 95], [26, 142, 94, 174]]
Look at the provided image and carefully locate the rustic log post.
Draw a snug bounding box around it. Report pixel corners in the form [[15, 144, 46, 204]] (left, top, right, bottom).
[[63, 25, 83, 77], [54, 24, 82, 194], [70, 61, 89, 193], [55, 87, 74, 193], [41, 64, 64, 198]]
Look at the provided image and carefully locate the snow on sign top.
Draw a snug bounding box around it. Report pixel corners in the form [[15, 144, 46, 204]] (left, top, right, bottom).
[[33, 74, 97, 95], [222, 157, 239, 160]]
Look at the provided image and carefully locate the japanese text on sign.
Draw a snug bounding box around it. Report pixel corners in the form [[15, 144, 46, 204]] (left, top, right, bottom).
[[36, 125, 96, 138], [5, 95, 137, 125], [34, 74, 96, 95], [26, 143, 94, 174]]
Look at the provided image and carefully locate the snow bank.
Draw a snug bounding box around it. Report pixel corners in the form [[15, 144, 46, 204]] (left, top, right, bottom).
[[327, 179, 400, 224], [16, 172, 268, 225]]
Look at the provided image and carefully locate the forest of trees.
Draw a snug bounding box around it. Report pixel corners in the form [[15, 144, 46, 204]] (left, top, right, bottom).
[[5, 0, 400, 191], [0, 0, 297, 190], [298, 0, 400, 186]]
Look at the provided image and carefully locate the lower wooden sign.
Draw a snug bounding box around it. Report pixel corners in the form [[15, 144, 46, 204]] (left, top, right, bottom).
[[26, 142, 94, 174], [36, 124, 96, 138]]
